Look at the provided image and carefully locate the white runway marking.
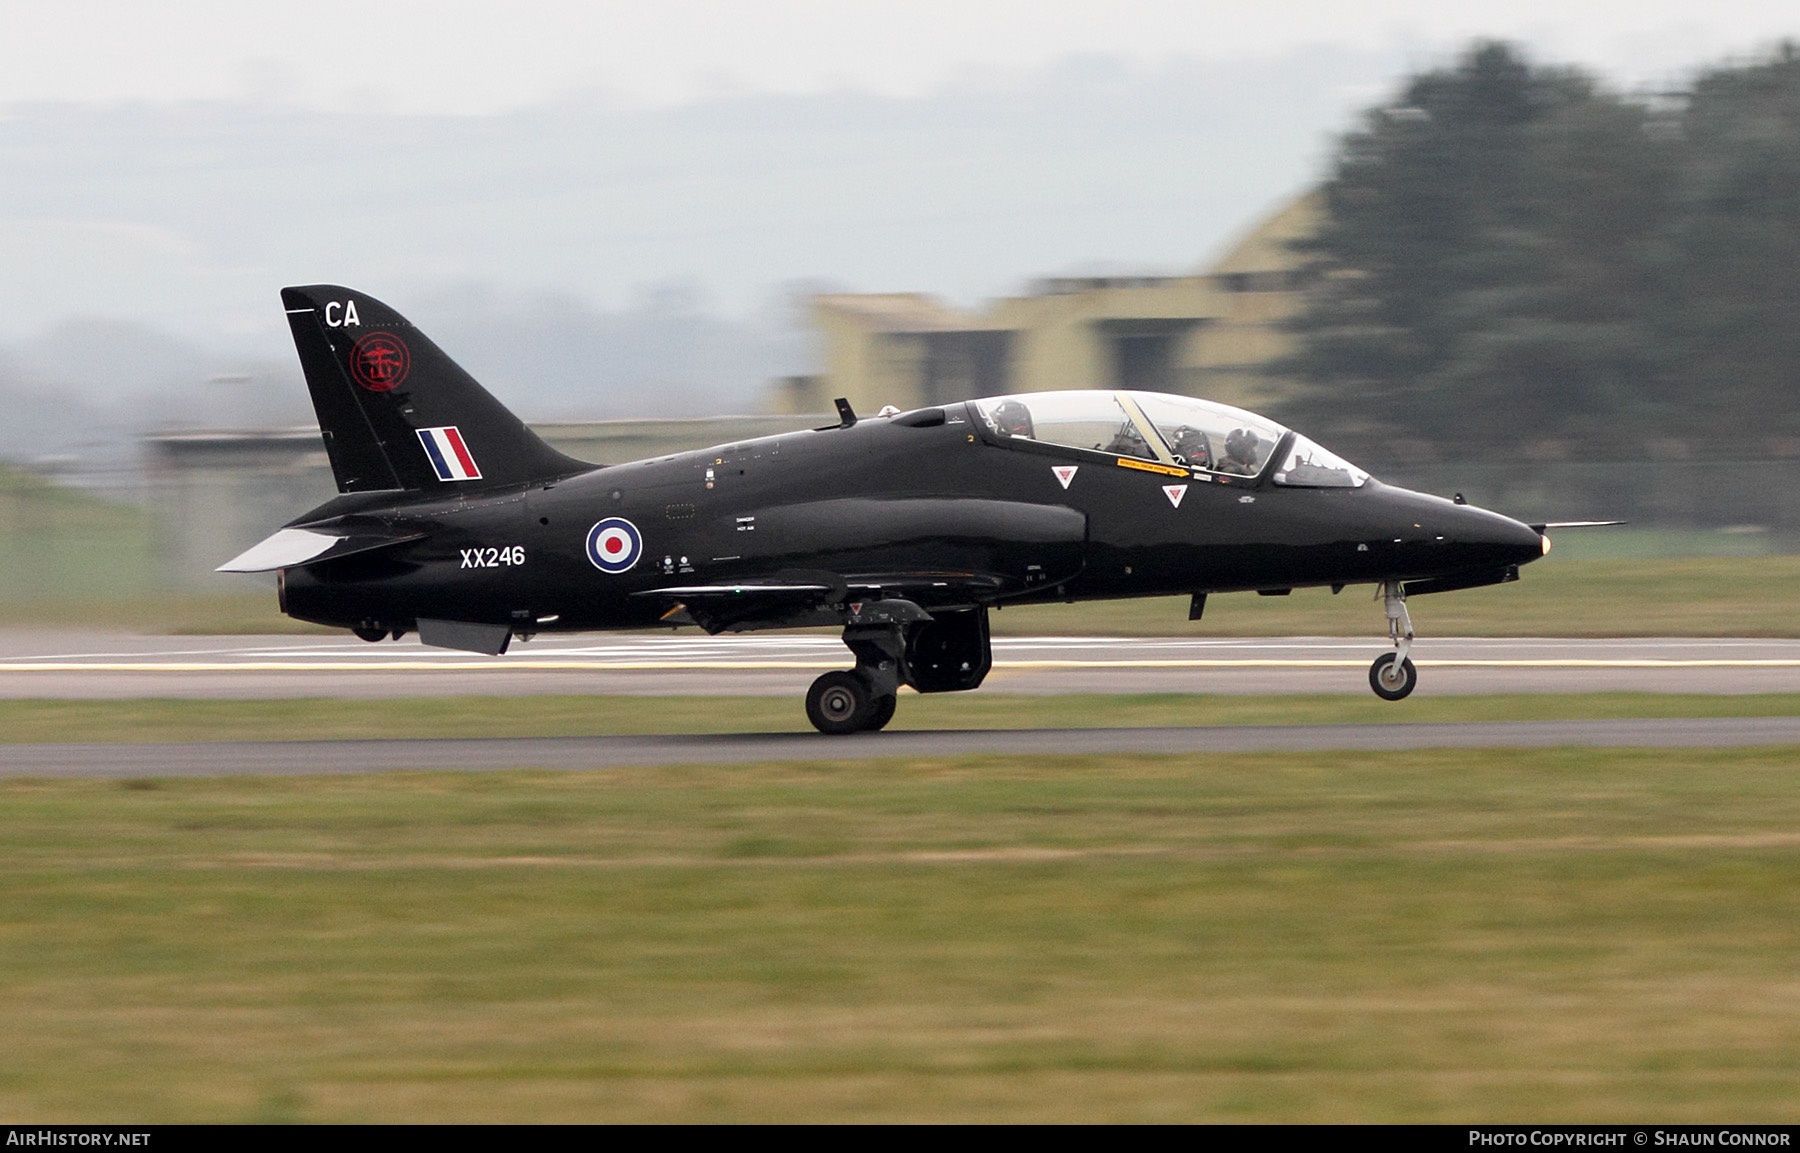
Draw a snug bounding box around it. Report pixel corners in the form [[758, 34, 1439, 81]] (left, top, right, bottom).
[[4, 634, 1800, 673], [8, 634, 1800, 699], [1, 660, 1797, 672]]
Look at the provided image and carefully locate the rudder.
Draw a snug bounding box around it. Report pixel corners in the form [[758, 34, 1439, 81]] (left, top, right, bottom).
[[282, 285, 588, 493]]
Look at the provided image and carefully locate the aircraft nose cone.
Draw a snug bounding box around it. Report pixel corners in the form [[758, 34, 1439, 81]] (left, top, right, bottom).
[[1453, 505, 1546, 569]]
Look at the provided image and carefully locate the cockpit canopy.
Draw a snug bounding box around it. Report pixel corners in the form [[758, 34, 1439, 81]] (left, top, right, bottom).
[[970, 390, 1369, 488]]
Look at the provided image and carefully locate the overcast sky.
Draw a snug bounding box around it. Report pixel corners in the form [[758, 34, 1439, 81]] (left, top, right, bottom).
[[0, 0, 1795, 390], [3, 0, 1792, 113]]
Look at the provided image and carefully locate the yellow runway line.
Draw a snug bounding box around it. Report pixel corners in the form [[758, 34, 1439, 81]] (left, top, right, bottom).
[[0, 660, 843, 672], [3, 658, 1800, 673], [1000, 658, 1800, 669]]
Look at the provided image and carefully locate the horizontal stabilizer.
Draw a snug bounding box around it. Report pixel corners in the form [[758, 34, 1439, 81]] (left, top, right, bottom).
[[216, 527, 425, 573]]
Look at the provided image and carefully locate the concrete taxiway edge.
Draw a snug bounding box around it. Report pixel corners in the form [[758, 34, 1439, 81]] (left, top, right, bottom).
[[6, 716, 1800, 778]]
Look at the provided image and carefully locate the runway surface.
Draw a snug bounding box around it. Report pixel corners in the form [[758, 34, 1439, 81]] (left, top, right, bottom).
[[4, 632, 1800, 697], [7, 717, 1800, 778]]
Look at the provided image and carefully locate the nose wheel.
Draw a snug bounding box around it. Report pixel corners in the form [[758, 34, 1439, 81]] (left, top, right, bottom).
[[1369, 651, 1417, 700], [1369, 581, 1418, 700]]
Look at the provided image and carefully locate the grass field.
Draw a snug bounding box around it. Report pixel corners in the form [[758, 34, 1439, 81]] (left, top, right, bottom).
[[0, 594, 327, 635], [4, 748, 1800, 1122], [5, 691, 1800, 744], [0, 467, 157, 603], [988, 553, 1800, 638], [4, 552, 1800, 637]]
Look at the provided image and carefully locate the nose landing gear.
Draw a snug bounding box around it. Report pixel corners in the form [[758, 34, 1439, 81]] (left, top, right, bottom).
[[1369, 581, 1417, 700]]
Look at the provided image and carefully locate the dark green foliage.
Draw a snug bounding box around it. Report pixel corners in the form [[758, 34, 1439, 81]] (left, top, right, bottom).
[[1280, 42, 1800, 461], [1657, 49, 1800, 440]]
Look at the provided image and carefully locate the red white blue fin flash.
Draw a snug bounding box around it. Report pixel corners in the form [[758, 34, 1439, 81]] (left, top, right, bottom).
[[417, 426, 482, 482]]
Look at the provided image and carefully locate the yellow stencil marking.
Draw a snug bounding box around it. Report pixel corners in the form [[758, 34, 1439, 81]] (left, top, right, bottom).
[[1116, 458, 1190, 478]]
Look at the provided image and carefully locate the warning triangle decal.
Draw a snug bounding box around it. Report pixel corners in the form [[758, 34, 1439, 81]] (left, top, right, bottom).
[[1052, 465, 1078, 490], [1163, 484, 1188, 508]]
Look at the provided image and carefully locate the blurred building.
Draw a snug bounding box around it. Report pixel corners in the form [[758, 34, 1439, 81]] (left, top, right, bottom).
[[780, 192, 1319, 416]]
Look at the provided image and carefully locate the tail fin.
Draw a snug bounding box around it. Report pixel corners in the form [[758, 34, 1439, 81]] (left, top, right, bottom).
[[281, 285, 588, 493]]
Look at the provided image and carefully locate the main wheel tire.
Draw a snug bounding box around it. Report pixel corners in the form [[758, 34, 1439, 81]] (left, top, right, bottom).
[[352, 625, 387, 643], [1369, 652, 1418, 701], [806, 671, 873, 735], [864, 692, 898, 732]]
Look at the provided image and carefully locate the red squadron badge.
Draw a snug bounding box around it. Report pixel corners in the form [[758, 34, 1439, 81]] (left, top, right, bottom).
[[349, 332, 411, 392]]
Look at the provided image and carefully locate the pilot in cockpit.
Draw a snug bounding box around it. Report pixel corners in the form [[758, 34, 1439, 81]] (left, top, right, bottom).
[[992, 400, 1034, 439], [1168, 425, 1212, 469], [1216, 428, 1262, 475]]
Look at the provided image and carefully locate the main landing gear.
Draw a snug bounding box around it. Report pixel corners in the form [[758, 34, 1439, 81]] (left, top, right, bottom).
[[805, 669, 897, 735], [352, 621, 407, 643], [804, 606, 991, 734], [1369, 580, 1418, 701]]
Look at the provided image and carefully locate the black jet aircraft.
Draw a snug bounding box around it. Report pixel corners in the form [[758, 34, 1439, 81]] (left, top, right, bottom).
[[223, 285, 1560, 733]]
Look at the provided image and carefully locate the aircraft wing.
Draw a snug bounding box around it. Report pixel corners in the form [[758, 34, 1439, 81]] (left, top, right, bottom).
[[634, 572, 1006, 633], [216, 526, 426, 573]]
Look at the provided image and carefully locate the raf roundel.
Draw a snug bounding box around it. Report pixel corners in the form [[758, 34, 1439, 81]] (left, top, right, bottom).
[[585, 517, 643, 574]]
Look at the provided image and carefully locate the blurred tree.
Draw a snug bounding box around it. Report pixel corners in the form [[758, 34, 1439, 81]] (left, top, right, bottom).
[[1654, 46, 1800, 442], [1278, 42, 1675, 458]]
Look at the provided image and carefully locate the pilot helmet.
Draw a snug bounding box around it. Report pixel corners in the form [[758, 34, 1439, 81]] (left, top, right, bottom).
[[992, 400, 1033, 438], [1225, 427, 1260, 464], [1171, 426, 1208, 462]]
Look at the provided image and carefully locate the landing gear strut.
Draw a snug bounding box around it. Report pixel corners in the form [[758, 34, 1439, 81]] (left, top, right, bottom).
[[804, 605, 991, 734], [804, 622, 904, 735], [1369, 580, 1417, 700]]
